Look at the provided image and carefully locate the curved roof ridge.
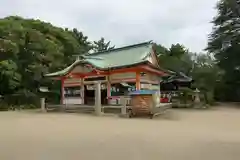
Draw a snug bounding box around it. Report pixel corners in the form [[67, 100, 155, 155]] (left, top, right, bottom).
[[84, 40, 153, 56], [81, 55, 104, 60]]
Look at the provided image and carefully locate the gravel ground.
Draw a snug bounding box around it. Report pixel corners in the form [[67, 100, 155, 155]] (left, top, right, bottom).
[[0, 107, 240, 160]]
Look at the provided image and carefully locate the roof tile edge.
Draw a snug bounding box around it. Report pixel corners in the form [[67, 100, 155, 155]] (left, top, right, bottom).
[[83, 40, 153, 56]]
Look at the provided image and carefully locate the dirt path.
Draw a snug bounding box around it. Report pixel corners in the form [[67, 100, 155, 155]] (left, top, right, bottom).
[[0, 107, 240, 160]]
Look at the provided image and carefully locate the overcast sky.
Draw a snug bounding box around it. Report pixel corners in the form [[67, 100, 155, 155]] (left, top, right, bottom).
[[1, 0, 218, 52]]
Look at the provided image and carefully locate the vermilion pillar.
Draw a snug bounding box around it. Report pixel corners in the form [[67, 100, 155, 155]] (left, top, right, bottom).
[[136, 71, 140, 90], [107, 75, 111, 104]]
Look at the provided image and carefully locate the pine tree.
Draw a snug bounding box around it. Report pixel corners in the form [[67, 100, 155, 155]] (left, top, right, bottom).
[[93, 37, 115, 52], [207, 0, 240, 101]]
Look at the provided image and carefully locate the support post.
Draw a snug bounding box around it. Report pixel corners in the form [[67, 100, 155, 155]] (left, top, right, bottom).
[[107, 75, 111, 104], [120, 96, 127, 115], [136, 71, 140, 90], [61, 78, 65, 104], [41, 98, 46, 112], [151, 93, 158, 116], [81, 78, 84, 104], [94, 81, 102, 116]]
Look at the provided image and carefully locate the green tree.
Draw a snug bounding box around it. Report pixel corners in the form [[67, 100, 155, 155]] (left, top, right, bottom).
[[157, 43, 220, 104], [157, 44, 193, 74], [0, 16, 89, 97], [169, 44, 188, 57], [0, 60, 21, 95], [93, 37, 115, 52], [68, 28, 92, 54], [191, 53, 222, 104], [207, 0, 240, 101], [154, 44, 169, 56]]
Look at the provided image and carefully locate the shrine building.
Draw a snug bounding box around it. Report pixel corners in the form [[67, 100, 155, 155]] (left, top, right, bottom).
[[45, 41, 171, 105]]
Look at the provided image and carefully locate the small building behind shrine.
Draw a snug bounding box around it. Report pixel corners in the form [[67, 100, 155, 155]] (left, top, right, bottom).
[[45, 41, 171, 105], [161, 72, 193, 91]]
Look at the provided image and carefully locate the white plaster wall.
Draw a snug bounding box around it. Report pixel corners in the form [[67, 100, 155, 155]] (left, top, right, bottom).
[[151, 84, 160, 90], [63, 97, 83, 105], [109, 98, 119, 105], [140, 83, 152, 89]]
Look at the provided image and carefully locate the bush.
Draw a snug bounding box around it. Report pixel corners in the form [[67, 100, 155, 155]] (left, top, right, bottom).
[[23, 104, 38, 109], [0, 101, 9, 111], [0, 92, 41, 110], [206, 91, 215, 105]]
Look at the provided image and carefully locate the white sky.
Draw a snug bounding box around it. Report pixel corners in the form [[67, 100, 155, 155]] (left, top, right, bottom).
[[0, 0, 218, 52]]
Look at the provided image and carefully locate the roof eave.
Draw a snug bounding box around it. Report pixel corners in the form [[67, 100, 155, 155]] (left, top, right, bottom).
[[44, 59, 106, 78]]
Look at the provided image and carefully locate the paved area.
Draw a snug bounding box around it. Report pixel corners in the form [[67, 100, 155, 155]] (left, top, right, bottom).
[[0, 107, 240, 160]]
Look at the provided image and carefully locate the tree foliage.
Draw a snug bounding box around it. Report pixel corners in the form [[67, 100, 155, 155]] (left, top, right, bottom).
[[0, 16, 115, 102], [157, 44, 193, 74], [93, 37, 115, 52], [191, 54, 221, 91], [68, 28, 92, 54], [157, 43, 221, 104], [207, 0, 240, 101], [0, 16, 89, 96]]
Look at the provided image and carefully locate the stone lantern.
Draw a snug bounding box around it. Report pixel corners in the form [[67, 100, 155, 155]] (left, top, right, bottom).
[[193, 88, 200, 104]]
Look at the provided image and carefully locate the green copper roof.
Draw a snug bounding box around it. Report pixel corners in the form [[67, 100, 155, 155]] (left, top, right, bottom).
[[45, 41, 156, 77]]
